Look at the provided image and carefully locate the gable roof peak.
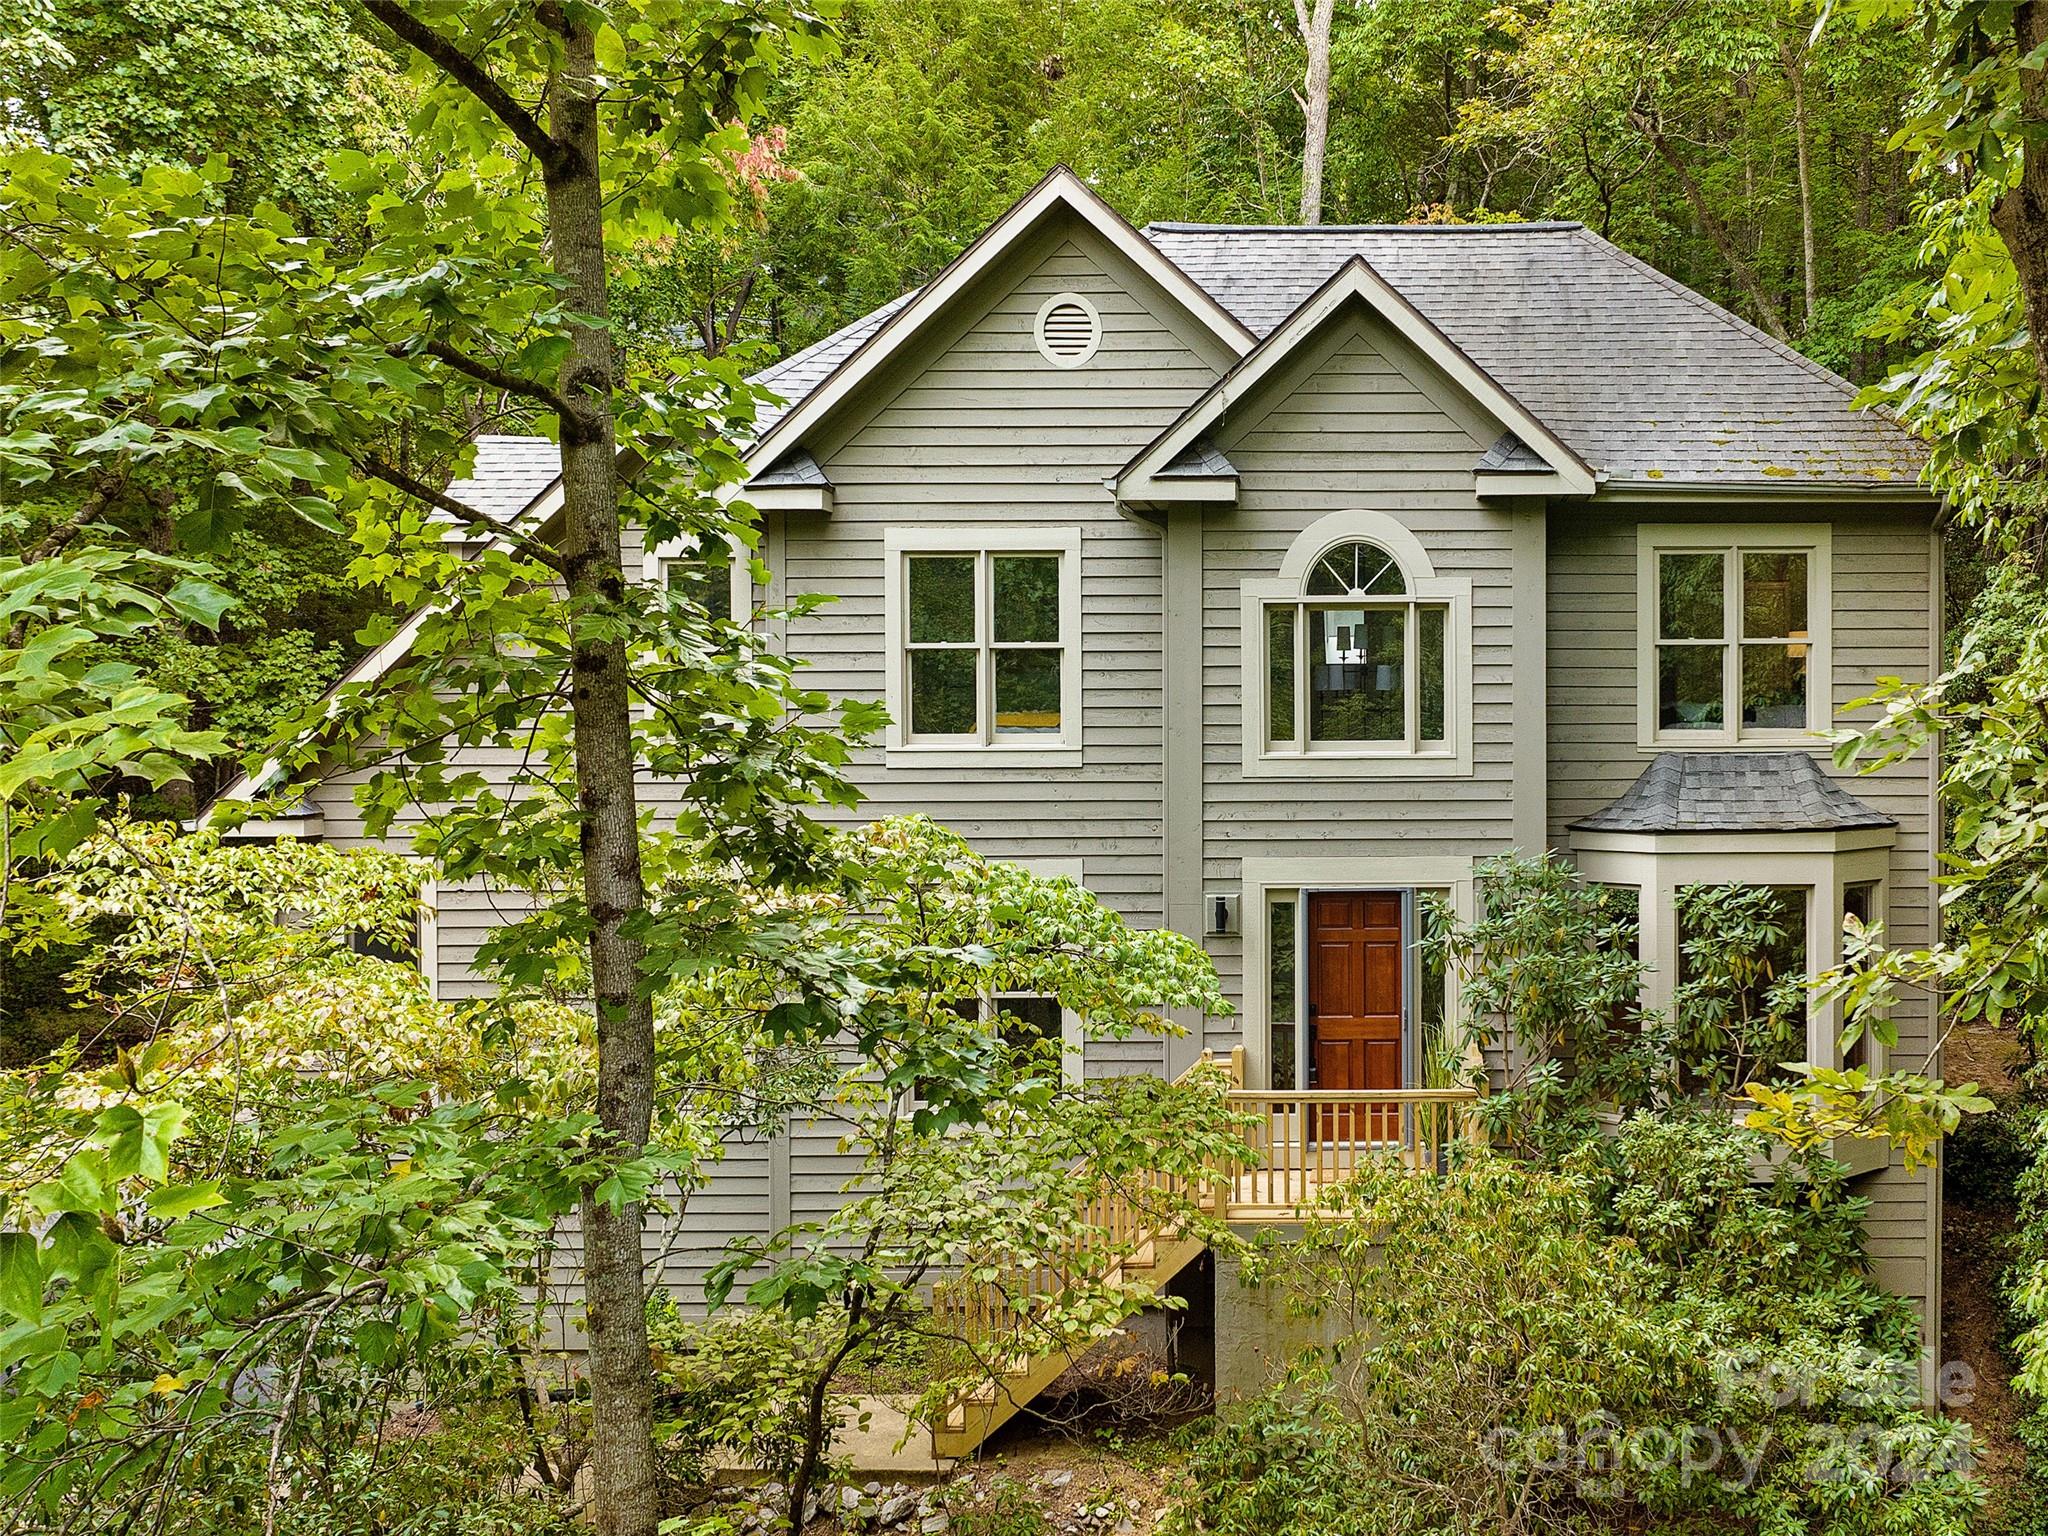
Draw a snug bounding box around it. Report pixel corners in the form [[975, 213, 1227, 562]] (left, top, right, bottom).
[[1115, 242, 1598, 503]]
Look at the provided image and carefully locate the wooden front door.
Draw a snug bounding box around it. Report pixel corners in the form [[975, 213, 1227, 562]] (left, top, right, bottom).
[[1307, 891, 1405, 1139]]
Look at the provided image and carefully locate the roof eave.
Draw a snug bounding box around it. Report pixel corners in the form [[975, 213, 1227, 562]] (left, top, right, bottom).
[[1570, 824, 1897, 855], [1593, 475, 1935, 502], [1475, 470, 1589, 500]]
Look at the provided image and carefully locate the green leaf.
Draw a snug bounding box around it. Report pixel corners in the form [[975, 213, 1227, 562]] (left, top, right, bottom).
[[162, 576, 234, 631], [0, 1234, 44, 1325], [146, 1180, 225, 1219]]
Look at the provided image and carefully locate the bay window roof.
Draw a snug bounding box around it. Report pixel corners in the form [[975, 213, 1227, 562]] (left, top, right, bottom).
[[1571, 752, 1895, 836]]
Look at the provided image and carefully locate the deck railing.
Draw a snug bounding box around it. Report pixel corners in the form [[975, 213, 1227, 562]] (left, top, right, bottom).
[[1222, 1087, 1484, 1209]]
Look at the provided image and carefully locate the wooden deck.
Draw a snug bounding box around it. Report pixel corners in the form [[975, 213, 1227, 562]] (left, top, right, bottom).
[[928, 1050, 1483, 1456]]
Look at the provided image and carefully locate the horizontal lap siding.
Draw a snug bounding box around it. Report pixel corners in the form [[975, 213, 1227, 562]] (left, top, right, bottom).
[[1547, 508, 1941, 1327], [785, 228, 1219, 992], [751, 232, 1222, 1263], [300, 226, 1217, 1323], [1197, 319, 1525, 1049]]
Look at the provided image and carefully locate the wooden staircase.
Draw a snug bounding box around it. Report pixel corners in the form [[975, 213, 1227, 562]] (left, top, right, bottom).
[[927, 1052, 1237, 1459], [929, 1179, 1212, 1458], [925, 1048, 1484, 1458]]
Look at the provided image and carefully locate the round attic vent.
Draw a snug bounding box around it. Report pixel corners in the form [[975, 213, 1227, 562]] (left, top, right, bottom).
[[1034, 292, 1101, 367]]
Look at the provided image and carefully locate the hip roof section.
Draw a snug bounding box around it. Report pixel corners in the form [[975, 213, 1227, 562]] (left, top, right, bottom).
[[1144, 221, 1924, 489]]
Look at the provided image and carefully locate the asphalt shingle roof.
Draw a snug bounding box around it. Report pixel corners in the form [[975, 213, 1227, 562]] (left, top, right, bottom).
[[1569, 752, 1896, 835], [442, 434, 562, 523], [1144, 221, 1924, 487], [437, 216, 1929, 522], [751, 447, 831, 487], [1476, 431, 1551, 474], [1158, 435, 1238, 478], [751, 292, 915, 438]]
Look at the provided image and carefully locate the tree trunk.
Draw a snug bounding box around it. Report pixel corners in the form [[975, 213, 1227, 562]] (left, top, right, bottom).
[[1994, 0, 2048, 401], [541, 17, 662, 1536], [1781, 36, 1819, 331], [1293, 0, 1335, 225], [1633, 108, 1793, 342]]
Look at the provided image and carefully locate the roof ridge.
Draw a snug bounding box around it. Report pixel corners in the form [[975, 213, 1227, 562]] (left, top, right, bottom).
[[1146, 219, 1584, 234]]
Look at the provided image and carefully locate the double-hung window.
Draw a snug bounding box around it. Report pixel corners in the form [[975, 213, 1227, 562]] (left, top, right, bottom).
[[884, 527, 1082, 763], [1638, 525, 1830, 746]]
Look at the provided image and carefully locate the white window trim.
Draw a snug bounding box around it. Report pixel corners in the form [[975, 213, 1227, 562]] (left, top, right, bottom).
[[1636, 522, 1832, 750], [642, 532, 751, 621], [882, 526, 1083, 768], [903, 856, 1088, 1104], [1238, 856, 1479, 1094], [1571, 830, 1892, 1174], [1240, 509, 1474, 779]]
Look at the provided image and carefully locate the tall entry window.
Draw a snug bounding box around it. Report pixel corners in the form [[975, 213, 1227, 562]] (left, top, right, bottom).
[[883, 527, 1082, 762], [1264, 886, 1452, 1092]]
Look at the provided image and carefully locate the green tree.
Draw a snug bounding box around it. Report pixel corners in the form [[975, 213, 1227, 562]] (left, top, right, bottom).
[[2, 0, 851, 1519], [1173, 1118, 1980, 1536], [0, 0, 409, 225], [699, 818, 1237, 1531]]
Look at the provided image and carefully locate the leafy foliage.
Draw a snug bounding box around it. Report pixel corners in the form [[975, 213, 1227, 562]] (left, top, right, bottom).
[[698, 817, 1236, 1531], [0, 830, 596, 1531], [1172, 1117, 1978, 1536], [1431, 853, 1664, 1153]]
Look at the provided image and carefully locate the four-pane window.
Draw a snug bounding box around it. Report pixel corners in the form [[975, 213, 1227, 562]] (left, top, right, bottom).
[[903, 549, 1067, 744], [1653, 541, 1817, 738]]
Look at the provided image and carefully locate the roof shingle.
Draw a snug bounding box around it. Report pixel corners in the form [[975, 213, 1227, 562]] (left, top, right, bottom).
[[1569, 752, 1896, 835], [1144, 222, 1924, 487]]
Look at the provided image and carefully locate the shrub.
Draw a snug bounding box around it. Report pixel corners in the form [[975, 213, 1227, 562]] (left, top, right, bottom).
[[1171, 1118, 1981, 1536]]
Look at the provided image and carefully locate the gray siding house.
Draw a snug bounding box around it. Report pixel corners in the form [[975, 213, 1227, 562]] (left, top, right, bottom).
[[221, 169, 1943, 1385]]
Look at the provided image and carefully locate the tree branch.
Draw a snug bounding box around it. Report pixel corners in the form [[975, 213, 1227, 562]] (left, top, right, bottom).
[[1629, 104, 1792, 342], [419, 338, 590, 431], [355, 452, 567, 572], [359, 0, 573, 179]]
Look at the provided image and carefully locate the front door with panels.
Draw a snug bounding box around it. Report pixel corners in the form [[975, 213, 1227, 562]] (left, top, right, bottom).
[[1307, 891, 1405, 1138]]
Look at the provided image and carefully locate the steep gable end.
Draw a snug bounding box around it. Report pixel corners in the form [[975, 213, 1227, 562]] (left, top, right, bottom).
[[1115, 257, 1597, 507]]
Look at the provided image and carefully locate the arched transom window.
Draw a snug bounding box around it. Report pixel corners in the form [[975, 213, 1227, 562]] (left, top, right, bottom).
[[1268, 539, 1447, 752], [1240, 511, 1473, 778]]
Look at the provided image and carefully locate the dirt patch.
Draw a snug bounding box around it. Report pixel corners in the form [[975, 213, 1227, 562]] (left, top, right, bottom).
[[1947, 1199, 2024, 1503], [1947, 1021, 2029, 1101], [929, 1426, 1180, 1534]]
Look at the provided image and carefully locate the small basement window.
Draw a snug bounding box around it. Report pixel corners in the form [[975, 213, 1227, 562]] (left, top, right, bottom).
[[1034, 293, 1102, 368]]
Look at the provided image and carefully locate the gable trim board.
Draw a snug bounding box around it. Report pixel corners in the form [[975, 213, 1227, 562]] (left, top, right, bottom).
[[739, 166, 1255, 489], [1113, 257, 1599, 508]]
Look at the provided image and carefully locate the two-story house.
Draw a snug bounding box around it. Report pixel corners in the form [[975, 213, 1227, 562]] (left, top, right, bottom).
[[215, 169, 1943, 1430]]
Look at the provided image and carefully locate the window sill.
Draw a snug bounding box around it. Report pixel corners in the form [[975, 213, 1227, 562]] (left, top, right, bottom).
[[1636, 731, 1821, 753], [1242, 748, 1474, 780], [883, 743, 1084, 771]]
